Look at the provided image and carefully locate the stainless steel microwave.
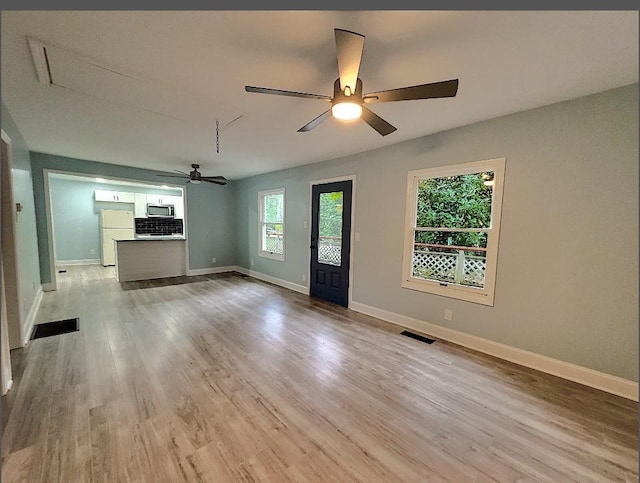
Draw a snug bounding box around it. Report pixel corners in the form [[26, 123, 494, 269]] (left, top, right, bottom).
[[146, 204, 175, 218]]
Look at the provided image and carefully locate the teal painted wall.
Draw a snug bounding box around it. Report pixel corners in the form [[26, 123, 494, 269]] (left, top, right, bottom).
[[1, 102, 41, 320], [30, 153, 237, 282], [49, 177, 181, 262], [234, 84, 639, 382], [186, 180, 237, 270]]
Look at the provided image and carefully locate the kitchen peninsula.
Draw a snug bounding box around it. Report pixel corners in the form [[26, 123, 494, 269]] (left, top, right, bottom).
[[114, 238, 186, 282]]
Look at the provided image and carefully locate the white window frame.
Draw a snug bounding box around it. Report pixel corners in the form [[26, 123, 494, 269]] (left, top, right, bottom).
[[258, 188, 285, 261], [401, 158, 506, 306]]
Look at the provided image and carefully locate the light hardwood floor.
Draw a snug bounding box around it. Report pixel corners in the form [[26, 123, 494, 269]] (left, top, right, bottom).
[[1, 265, 637, 482]]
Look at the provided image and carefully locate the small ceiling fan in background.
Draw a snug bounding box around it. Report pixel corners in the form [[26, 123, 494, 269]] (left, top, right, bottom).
[[245, 28, 459, 136], [158, 164, 227, 185]]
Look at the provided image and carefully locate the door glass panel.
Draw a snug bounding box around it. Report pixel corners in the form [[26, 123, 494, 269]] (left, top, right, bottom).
[[318, 191, 343, 266]]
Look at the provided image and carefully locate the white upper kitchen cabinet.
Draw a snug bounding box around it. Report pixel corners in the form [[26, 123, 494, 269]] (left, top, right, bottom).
[[95, 190, 135, 203], [169, 195, 185, 219], [146, 193, 173, 205], [134, 193, 147, 218]]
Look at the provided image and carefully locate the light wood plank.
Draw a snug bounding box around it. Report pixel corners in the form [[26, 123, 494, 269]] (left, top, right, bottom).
[[0, 265, 636, 482]]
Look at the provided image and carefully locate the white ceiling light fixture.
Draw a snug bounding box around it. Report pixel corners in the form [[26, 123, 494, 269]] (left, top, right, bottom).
[[96, 177, 105, 182], [332, 101, 363, 120], [331, 85, 363, 120]]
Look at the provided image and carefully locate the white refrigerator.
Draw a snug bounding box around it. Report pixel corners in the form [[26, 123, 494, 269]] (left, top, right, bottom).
[[100, 210, 135, 266]]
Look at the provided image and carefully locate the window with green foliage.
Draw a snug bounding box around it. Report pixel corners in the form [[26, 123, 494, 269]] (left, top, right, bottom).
[[402, 158, 506, 306], [259, 188, 285, 261]]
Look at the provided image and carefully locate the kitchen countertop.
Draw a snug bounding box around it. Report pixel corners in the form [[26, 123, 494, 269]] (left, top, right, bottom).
[[117, 236, 186, 242]]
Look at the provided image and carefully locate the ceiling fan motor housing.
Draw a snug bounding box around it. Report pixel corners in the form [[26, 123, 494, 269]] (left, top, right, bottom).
[[332, 78, 363, 106]]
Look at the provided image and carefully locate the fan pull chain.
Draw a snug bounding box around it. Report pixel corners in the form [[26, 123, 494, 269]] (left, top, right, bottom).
[[216, 120, 220, 154]]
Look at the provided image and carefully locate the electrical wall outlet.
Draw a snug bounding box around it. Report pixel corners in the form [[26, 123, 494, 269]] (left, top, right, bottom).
[[211, 257, 216, 263], [444, 309, 453, 321], [90, 248, 96, 255], [250, 259, 255, 266], [302, 274, 306, 282]]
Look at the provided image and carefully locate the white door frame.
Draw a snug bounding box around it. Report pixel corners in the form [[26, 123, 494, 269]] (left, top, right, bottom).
[[308, 175, 356, 307], [43, 169, 187, 288], [1, 256, 13, 394], [1, 129, 24, 350]]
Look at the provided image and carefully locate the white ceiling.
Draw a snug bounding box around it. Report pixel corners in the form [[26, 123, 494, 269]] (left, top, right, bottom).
[[2, 11, 638, 180]]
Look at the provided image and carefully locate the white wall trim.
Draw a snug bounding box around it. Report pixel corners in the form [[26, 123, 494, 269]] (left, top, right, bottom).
[[43, 169, 58, 291], [350, 300, 638, 401], [56, 259, 101, 266], [41, 283, 56, 292], [186, 266, 237, 276], [2, 378, 13, 396], [235, 266, 308, 295], [22, 285, 43, 346]]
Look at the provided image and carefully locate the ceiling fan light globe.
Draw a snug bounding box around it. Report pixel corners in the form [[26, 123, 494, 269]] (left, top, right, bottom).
[[332, 102, 362, 121], [190, 179, 201, 184]]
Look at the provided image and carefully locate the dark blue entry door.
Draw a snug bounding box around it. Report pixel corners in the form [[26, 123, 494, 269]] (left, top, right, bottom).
[[310, 180, 353, 307]]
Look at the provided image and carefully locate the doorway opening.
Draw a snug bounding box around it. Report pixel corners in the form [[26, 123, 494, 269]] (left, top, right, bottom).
[[44, 170, 186, 287]]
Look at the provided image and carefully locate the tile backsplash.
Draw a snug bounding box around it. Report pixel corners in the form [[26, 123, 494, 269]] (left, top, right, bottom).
[[135, 217, 183, 236]]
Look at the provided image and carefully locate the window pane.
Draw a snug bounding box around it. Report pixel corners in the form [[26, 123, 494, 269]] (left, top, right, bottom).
[[318, 191, 343, 266], [416, 172, 494, 229], [263, 222, 283, 254], [412, 231, 487, 288], [264, 193, 283, 223]]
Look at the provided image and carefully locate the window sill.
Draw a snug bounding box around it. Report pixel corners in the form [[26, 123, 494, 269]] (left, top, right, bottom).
[[401, 278, 495, 306], [259, 251, 285, 262]]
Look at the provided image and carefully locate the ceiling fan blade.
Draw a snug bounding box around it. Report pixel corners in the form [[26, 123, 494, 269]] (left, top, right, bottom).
[[360, 106, 397, 136], [297, 109, 332, 132], [201, 176, 227, 181], [245, 86, 331, 101], [157, 174, 188, 178], [335, 29, 365, 94], [202, 179, 227, 185], [364, 79, 459, 103], [174, 169, 190, 175]]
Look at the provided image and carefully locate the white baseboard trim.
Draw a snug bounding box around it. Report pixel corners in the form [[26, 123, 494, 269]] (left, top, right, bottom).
[[41, 283, 56, 292], [187, 266, 237, 276], [350, 301, 639, 401], [2, 378, 13, 396], [22, 286, 43, 346], [56, 259, 101, 266], [235, 266, 308, 295]]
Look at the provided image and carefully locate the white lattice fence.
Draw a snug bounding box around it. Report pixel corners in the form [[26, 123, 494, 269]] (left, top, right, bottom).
[[412, 251, 456, 280], [265, 235, 283, 253], [412, 250, 486, 287], [318, 240, 341, 265], [463, 255, 486, 287]]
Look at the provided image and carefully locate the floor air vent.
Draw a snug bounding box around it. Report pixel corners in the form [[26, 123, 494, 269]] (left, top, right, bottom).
[[400, 330, 435, 344], [31, 318, 79, 340]]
